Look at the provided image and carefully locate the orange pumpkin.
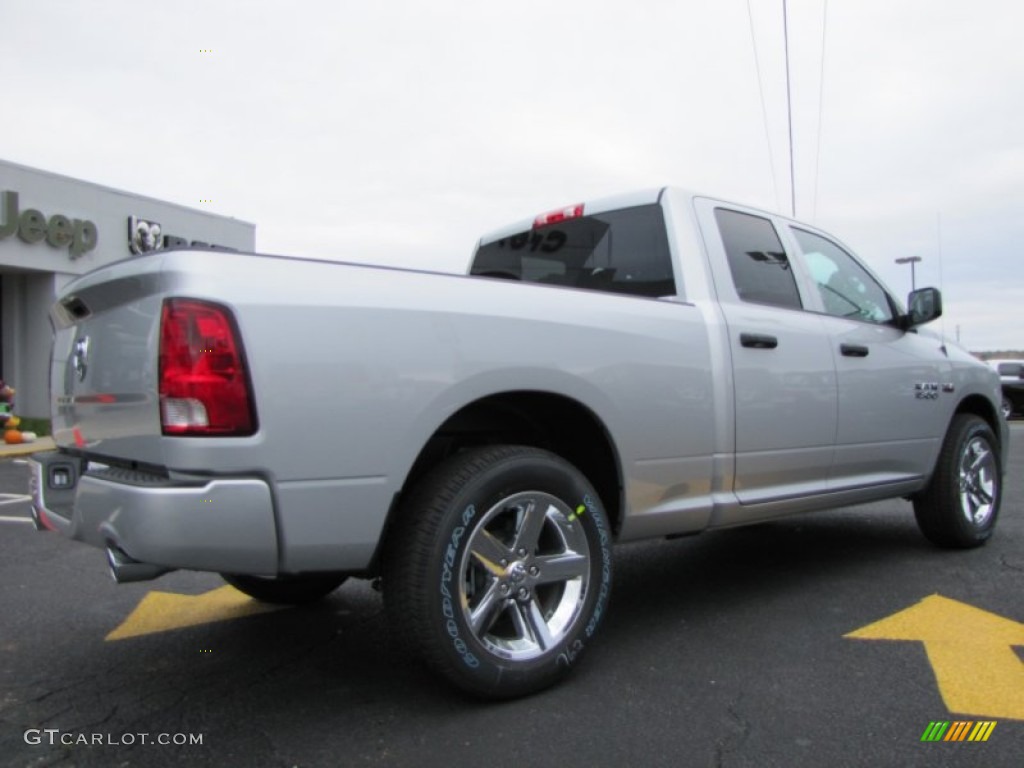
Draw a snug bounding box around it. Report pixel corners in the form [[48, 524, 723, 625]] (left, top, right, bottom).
[[4, 430, 23, 444]]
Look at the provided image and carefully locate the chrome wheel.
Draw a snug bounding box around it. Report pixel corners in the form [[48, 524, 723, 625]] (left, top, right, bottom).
[[458, 491, 591, 661], [384, 445, 612, 697], [914, 414, 1001, 548], [958, 436, 997, 528]]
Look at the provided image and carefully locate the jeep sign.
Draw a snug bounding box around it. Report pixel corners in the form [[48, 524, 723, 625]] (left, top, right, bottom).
[[0, 190, 98, 259]]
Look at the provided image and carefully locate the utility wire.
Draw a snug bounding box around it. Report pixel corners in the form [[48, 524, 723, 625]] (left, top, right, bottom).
[[783, 0, 796, 217], [812, 0, 829, 222], [747, 0, 782, 213]]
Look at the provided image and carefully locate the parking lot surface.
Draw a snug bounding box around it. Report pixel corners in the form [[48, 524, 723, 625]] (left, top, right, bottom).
[[1, 426, 1021, 767]]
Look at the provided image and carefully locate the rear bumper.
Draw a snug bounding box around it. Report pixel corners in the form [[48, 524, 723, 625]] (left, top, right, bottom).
[[28, 451, 278, 575]]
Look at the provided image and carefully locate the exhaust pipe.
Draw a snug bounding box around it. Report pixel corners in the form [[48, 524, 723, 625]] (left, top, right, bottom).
[[106, 546, 173, 583]]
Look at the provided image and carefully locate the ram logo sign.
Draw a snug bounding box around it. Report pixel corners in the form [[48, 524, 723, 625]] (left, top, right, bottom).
[[128, 216, 238, 255]]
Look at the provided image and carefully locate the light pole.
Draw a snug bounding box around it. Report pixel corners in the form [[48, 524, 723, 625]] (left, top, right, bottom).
[[895, 255, 922, 291]]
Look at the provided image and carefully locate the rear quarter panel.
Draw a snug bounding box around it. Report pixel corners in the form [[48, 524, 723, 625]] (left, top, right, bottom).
[[55, 250, 720, 571]]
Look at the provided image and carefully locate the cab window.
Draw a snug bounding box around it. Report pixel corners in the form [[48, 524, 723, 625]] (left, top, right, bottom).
[[792, 228, 895, 324], [470, 204, 676, 298]]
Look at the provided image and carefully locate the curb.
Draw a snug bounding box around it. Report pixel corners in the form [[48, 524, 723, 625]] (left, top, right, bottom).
[[0, 437, 56, 459]]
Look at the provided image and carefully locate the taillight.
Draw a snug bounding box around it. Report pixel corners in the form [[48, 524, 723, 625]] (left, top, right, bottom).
[[533, 203, 584, 229], [159, 298, 256, 436]]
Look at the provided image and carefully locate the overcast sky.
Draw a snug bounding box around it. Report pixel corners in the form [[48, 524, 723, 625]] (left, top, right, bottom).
[[3, 0, 1021, 350]]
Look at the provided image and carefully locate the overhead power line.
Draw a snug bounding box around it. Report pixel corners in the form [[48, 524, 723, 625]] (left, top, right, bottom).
[[783, 0, 795, 217], [747, 0, 782, 213], [812, 0, 829, 222], [749, 0, 829, 219]]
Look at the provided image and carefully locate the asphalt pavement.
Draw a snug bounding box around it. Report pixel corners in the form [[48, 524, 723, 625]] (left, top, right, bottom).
[[0, 427, 1021, 767]]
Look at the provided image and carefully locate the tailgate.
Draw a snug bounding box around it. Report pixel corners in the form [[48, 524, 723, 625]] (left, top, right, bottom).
[[50, 254, 176, 466]]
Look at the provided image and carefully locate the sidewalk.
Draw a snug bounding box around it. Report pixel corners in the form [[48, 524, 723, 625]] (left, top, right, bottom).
[[0, 436, 56, 459]]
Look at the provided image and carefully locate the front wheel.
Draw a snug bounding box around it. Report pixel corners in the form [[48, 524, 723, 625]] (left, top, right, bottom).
[[913, 414, 1002, 548], [221, 572, 348, 605], [384, 446, 613, 698]]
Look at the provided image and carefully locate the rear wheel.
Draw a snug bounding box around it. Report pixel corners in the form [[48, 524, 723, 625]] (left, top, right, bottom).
[[221, 572, 348, 605], [384, 445, 612, 699], [913, 414, 1002, 548]]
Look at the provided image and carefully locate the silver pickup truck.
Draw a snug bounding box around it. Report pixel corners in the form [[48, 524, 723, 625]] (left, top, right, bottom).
[[29, 188, 1006, 698]]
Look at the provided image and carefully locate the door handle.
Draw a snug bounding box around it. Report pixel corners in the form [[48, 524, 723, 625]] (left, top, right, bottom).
[[840, 343, 869, 357], [740, 333, 778, 349]]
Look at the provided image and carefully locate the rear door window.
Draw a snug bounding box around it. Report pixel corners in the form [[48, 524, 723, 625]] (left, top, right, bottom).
[[471, 204, 676, 298], [714, 208, 803, 310]]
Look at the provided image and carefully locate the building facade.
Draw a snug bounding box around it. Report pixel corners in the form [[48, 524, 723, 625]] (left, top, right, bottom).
[[0, 159, 255, 419]]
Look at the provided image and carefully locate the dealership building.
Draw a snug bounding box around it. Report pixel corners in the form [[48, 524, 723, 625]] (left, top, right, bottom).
[[0, 158, 255, 419]]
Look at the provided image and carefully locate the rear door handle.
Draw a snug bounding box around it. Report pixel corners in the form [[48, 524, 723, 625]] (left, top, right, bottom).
[[740, 333, 778, 349], [840, 343, 869, 357]]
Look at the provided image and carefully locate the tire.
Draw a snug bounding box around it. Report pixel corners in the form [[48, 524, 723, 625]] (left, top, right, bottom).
[[221, 572, 348, 605], [384, 445, 613, 699], [913, 414, 1002, 548]]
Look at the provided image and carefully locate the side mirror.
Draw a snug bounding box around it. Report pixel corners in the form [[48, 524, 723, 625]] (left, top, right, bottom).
[[904, 287, 943, 328]]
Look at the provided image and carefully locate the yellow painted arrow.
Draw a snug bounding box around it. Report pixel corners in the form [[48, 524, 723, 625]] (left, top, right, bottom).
[[846, 594, 1024, 721], [106, 586, 281, 641]]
